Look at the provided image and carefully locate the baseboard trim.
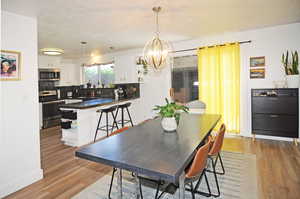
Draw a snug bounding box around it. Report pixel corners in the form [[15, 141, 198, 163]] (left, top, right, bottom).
[[0, 168, 43, 198], [242, 133, 298, 142], [227, 132, 298, 143]]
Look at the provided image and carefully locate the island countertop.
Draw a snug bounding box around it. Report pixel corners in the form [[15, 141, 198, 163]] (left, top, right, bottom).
[[59, 97, 139, 109]]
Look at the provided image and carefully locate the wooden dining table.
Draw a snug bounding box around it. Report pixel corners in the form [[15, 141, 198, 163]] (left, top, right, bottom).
[[76, 113, 221, 199]]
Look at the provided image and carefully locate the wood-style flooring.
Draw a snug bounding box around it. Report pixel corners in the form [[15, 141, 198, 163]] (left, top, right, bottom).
[[4, 126, 300, 199]]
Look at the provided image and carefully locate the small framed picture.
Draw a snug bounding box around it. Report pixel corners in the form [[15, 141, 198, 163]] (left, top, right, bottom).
[[1, 50, 21, 81], [250, 68, 265, 79], [250, 56, 265, 67]]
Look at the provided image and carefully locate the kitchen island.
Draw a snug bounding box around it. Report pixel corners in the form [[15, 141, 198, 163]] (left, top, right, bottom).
[[59, 97, 140, 147]]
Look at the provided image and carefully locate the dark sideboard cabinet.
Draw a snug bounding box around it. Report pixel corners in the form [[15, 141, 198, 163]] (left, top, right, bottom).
[[251, 88, 299, 141]]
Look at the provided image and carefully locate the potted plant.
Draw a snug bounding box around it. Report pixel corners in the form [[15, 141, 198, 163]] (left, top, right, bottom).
[[141, 59, 149, 75], [153, 98, 189, 132], [282, 50, 299, 88]]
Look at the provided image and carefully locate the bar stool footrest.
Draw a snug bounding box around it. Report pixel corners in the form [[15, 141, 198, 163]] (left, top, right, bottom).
[[116, 120, 131, 125], [98, 125, 116, 132]]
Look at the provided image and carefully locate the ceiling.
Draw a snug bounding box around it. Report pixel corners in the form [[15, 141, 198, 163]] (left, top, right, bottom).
[[3, 0, 300, 58], [2, 0, 37, 18]]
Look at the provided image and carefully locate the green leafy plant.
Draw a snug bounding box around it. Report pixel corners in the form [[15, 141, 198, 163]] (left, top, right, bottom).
[[153, 98, 189, 123], [282, 50, 299, 75], [137, 56, 149, 75], [141, 59, 148, 75]]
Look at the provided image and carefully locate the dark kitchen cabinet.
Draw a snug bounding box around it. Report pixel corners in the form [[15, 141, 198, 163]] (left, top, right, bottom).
[[252, 88, 299, 139]]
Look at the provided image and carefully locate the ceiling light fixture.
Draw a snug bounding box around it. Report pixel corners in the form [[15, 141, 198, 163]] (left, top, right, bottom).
[[80, 41, 87, 67], [143, 6, 172, 71], [40, 48, 64, 56]]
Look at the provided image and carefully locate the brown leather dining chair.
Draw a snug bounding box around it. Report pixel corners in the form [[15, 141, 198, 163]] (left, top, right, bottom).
[[207, 123, 226, 197], [139, 138, 212, 199], [184, 137, 212, 199]]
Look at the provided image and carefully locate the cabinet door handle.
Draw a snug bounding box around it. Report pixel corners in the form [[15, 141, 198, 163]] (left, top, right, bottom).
[[270, 114, 279, 118]]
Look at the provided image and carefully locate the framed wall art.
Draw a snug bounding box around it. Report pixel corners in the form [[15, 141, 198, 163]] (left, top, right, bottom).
[[1, 50, 21, 81], [250, 68, 265, 79], [250, 56, 265, 67]]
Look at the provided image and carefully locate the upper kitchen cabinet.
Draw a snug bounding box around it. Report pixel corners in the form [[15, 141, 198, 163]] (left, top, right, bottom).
[[38, 55, 62, 68], [38, 55, 80, 86], [59, 62, 80, 86], [114, 54, 138, 83]]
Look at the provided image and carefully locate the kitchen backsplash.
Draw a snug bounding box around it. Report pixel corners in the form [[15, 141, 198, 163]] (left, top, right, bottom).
[[56, 83, 140, 100]]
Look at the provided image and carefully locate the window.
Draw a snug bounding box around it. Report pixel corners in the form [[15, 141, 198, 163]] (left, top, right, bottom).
[[83, 63, 115, 87], [171, 55, 198, 103], [100, 63, 114, 86], [84, 65, 99, 86]]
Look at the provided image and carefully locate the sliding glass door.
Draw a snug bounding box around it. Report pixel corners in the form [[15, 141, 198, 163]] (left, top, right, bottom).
[[171, 55, 198, 103]]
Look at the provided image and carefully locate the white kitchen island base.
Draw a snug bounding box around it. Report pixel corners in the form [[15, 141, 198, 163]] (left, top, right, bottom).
[[61, 98, 142, 147]]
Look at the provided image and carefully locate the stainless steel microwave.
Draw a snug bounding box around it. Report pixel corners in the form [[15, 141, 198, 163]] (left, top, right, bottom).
[[39, 68, 60, 81]]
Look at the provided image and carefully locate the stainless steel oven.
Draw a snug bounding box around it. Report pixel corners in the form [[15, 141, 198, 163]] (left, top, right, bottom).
[[39, 89, 64, 129], [42, 100, 65, 129]]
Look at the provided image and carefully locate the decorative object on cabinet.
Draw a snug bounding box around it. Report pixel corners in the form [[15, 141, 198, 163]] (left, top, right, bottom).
[[250, 68, 265, 79], [153, 98, 189, 132], [250, 56, 265, 67], [282, 50, 299, 88], [0, 50, 21, 81], [251, 88, 299, 145], [273, 80, 287, 88], [143, 6, 172, 71]]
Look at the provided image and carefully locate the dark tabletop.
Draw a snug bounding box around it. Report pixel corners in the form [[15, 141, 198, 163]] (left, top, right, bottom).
[[75, 113, 221, 183], [59, 97, 139, 109]]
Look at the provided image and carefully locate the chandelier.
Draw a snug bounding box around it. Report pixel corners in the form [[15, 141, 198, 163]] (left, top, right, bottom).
[[143, 6, 172, 71]]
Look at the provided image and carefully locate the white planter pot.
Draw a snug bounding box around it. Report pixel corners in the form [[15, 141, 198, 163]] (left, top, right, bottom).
[[161, 117, 177, 132], [286, 75, 299, 88]]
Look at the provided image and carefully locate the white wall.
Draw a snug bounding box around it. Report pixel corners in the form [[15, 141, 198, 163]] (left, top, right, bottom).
[[96, 22, 300, 140], [173, 23, 300, 140], [89, 49, 172, 122], [0, 11, 43, 197], [38, 55, 81, 86]]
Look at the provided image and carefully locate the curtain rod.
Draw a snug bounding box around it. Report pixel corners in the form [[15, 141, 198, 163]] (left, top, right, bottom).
[[171, 40, 251, 53]]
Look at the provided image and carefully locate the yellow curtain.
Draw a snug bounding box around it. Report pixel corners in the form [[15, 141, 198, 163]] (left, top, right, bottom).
[[198, 43, 240, 133]]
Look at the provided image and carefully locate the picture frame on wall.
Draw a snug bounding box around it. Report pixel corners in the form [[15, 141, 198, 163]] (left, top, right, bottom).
[[250, 68, 265, 79], [250, 56, 265, 67], [1, 50, 21, 81]]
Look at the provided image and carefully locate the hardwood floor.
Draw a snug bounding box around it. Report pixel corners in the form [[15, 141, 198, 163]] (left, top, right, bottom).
[[223, 137, 300, 199], [4, 126, 111, 199], [4, 127, 300, 199]]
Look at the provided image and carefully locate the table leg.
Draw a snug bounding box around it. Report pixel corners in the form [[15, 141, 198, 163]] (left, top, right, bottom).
[[117, 169, 123, 199], [176, 172, 185, 199], [134, 173, 141, 199]]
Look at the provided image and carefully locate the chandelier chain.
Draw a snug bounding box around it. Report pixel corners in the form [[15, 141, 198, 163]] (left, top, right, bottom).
[[80, 41, 87, 67]]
